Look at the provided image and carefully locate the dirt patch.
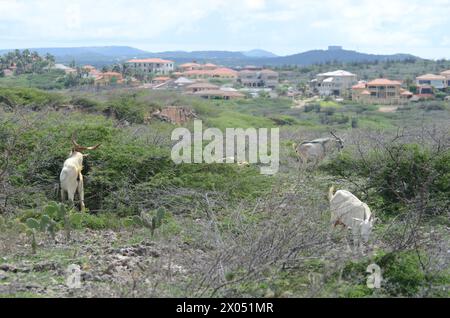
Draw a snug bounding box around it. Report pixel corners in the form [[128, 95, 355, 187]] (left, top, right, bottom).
[[378, 106, 398, 113]]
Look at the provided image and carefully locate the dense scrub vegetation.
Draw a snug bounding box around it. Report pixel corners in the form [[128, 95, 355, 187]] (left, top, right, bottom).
[[0, 86, 448, 298]]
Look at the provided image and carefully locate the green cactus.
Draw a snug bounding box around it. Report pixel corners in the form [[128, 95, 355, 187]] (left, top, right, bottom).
[[136, 208, 167, 237], [26, 218, 40, 230], [25, 218, 40, 254], [43, 202, 59, 220], [26, 228, 37, 254]]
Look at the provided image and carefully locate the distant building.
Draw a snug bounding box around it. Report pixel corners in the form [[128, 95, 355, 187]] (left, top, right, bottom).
[[181, 67, 238, 80], [152, 76, 171, 85], [52, 63, 77, 74], [415, 74, 446, 89], [173, 77, 194, 87], [237, 69, 279, 88], [126, 58, 174, 75], [178, 62, 218, 72], [179, 62, 202, 72], [81, 65, 102, 78], [415, 85, 434, 99], [312, 70, 357, 97], [352, 78, 412, 104], [185, 82, 220, 93], [94, 72, 124, 85], [440, 70, 450, 87]]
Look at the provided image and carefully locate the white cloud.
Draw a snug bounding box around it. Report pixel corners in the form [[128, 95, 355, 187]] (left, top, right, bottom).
[[0, 0, 449, 57]]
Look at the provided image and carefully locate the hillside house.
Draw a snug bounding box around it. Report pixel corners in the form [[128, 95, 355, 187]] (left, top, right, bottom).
[[416, 74, 446, 89], [440, 70, 450, 87], [179, 62, 202, 71], [352, 78, 412, 104], [185, 82, 220, 93], [81, 65, 102, 78], [127, 58, 174, 75], [94, 72, 124, 86], [237, 69, 279, 88], [152, 76, 171, 85], [178, 62, 218, 72], [181, 67, 238, 80], [53, 63, 77, 74], [311, 70, 357, 97]]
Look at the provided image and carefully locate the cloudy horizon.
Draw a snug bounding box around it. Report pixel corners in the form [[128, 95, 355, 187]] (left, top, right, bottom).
[[1, 0, 449, 59]]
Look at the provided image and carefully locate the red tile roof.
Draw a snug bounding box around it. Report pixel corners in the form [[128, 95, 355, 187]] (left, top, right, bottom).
[[367, 78, 401, 86], [416, 73, 445, 80], [153, 76, 171, 81], [352, 82, 367, 89], [180, 63, 201, 68], [182, 67, 237, 77]]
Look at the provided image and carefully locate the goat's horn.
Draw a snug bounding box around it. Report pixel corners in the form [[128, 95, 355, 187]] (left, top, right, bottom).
[[85, 144, 101, 151]]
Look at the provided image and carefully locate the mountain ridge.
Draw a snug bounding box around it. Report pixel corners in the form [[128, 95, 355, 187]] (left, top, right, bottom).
[[0, 46, 420, 67]]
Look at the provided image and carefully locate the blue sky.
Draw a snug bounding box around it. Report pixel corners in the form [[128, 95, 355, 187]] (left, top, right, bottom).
[[1, 0, 449, 59]]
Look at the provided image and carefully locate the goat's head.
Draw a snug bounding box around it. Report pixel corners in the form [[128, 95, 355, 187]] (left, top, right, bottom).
[[71, 136, 101, 155], [353, 217, 374, 243], [330, 131, 344, 150]]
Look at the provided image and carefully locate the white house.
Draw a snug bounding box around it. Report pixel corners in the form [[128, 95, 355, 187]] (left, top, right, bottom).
[[312, 70, 357, 97], [416, 74, 446, 90], [126, 58, 175, 75]]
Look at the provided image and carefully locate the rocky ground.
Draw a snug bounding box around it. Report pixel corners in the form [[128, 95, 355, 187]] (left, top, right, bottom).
[[0, 228, 208, 297]]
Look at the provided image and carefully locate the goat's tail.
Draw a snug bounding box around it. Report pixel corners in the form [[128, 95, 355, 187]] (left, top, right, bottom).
[[328, 186, 335, 201]]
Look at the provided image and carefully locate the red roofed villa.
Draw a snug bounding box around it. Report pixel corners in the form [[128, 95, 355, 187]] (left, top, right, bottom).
[[352, 78, 412, 104]]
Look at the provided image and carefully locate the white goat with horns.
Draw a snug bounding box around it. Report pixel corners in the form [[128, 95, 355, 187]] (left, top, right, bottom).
[[60, 136, 100, 211], [328, 186, 374, 251]]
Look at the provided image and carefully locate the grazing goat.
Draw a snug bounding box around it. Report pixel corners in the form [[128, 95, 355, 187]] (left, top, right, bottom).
[[328, 186, 374, 249], [294, 132, 343, 166], [60, 138, 100, 211]]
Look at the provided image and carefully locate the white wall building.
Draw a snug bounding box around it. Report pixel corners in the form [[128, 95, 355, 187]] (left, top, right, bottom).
[[312, 70, 357, 97], [416, 74, 446, 89], [126, 58, 174, 75]]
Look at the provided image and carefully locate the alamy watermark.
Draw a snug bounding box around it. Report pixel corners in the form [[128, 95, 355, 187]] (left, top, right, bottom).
[[171, 120, 279, 175], [66, 264, 82, 289], [366, 263, 382, 289]]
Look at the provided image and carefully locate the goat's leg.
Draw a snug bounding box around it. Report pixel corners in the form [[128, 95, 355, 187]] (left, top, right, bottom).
[[60, 188, 66, 202], [67, 189, 76, 209], [77, 173, 85, 211]]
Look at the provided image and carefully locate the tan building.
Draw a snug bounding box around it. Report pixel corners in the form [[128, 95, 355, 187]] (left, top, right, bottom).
[[352, 78, 412, 104], [178, 62, 218, 72], [127, 58, 174, 75], [185, 82, 220, 94], [94, 72, 124, 85], [181, 67, 238, 80], [178, 62, 202, 72]]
